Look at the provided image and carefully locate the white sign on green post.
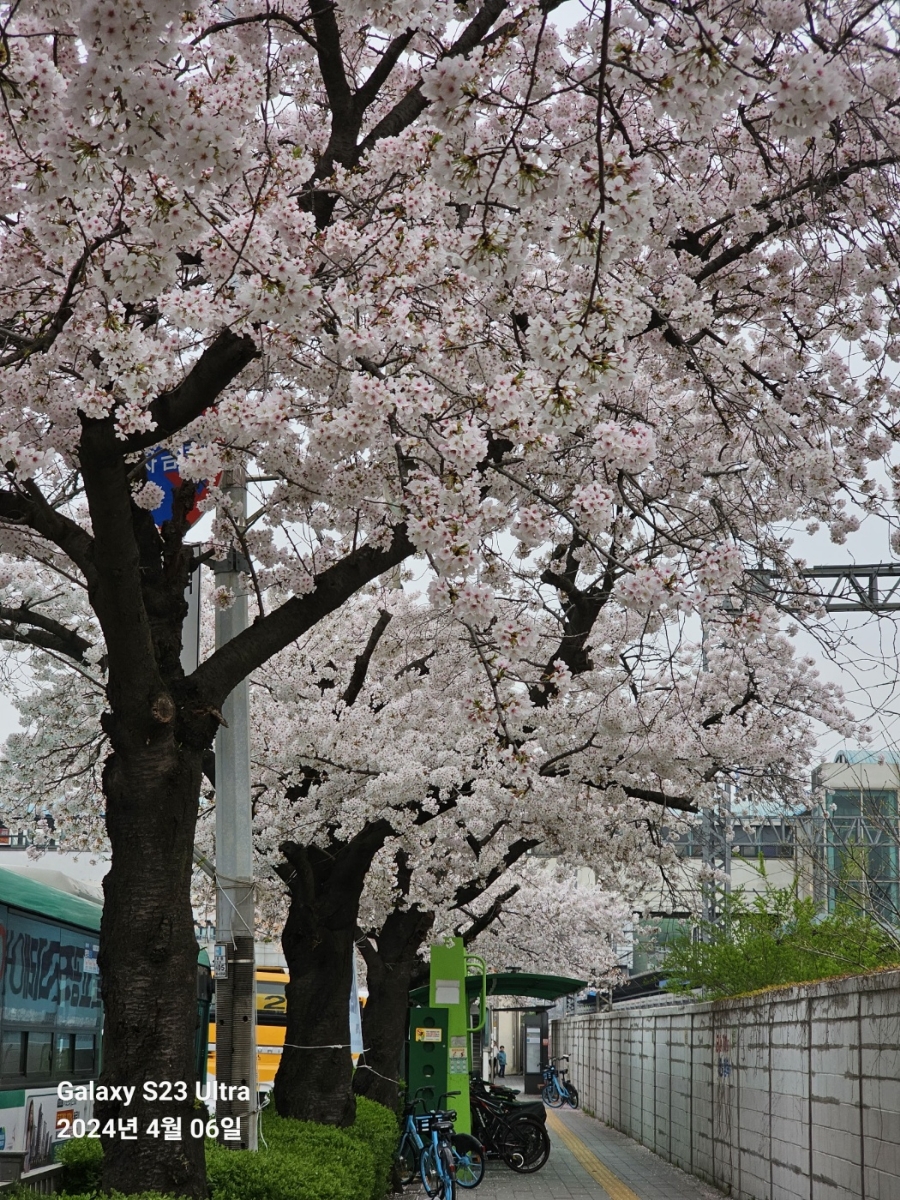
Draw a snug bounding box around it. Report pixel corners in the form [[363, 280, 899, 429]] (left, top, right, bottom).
[[429, 938, 486, 1136]]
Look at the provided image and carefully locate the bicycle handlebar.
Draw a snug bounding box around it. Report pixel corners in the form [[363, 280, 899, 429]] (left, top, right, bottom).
[[408, 1085, 435, 1113], [408, 1086, 461, 1115]]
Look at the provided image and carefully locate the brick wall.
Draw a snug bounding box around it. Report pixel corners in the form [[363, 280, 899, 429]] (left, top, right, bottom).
[[552, 969, 900, 1199]]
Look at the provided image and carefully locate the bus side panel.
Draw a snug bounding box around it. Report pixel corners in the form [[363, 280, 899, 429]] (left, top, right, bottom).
[[0, 1088, 94, 1169], [0, 906, 102, 1167]]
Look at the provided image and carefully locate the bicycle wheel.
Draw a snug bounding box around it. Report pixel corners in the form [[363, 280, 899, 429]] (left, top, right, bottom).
[[452, 1133, 485, 1188], [542, 1082, 564, 1108], [567, 1085, 580, 1109], [395, 1136, 418, 1185], [499, 1115, 551, 1174], [420, 1146, 441, 1196], [441, 1143, 458, 1200]]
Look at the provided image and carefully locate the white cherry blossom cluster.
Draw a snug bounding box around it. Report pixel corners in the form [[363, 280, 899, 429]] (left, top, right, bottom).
[[617, 564, 688, 613], [0, 434, 56, 481], [572, 482, 614, 537], [592, 423, 656, 473], [767, 52, 852, 137], [132, 481, 166, 511]]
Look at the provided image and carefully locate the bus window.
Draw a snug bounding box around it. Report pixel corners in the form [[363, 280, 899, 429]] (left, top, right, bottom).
[[25, 1031, 52, 1078], [54, 1033, 75, 1074], [73, 1033, 96, 1074], [1, 1030, 24, 1078]]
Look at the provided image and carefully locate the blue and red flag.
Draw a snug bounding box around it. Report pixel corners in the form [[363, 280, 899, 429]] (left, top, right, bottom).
[[145, 448, 216, 527]]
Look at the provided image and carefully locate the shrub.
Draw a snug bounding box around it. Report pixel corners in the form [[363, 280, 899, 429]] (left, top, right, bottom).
[[61, 1194, 174, 1200], [208, 1116, 372, 1200], [57, 1135, 103, 1194], [57, 1098, 398, 1200], [345, 1098, 399, 1200], [662, 878, 900, 999]]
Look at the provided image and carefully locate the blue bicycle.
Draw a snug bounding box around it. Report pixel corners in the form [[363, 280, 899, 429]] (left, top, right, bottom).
[[395, 1088, 485, 1193], [541, 1057, 579, 1109]]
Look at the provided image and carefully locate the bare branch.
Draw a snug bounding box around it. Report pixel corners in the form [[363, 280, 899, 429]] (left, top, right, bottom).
[[343, 608, 393, 707]]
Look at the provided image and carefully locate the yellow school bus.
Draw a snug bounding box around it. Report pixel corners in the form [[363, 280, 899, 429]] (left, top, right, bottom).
[[207, 967, 288, 1088], [208, 966, 367, 1088], [255, 967, 289, 1087]]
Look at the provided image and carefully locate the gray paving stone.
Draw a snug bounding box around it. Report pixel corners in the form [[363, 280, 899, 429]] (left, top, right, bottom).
[[403, 1078, 728, 1200]]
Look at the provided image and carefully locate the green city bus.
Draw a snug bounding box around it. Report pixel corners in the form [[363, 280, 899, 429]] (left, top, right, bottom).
[[0, 866, 103, 1178], [0, 865, 211, 1183]]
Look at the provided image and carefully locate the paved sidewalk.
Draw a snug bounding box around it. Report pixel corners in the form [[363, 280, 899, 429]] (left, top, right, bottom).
[[472, 1079, 723, 1200], [402, 1080, 724, 1200], [482, 1106, 725, 1200]]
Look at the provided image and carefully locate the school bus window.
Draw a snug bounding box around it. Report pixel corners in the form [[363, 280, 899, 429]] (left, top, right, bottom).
[[256, 980, 287, 1023]]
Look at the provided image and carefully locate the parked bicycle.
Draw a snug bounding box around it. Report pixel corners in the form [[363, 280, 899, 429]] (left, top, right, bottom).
[[469, 1074, 523, 1105], [541, 1056, 579, 1109], [469, 1074, 546, 1123], [396, 1087, 485, 1193], [469, 1087, 551, 1174], [419, 1095, 459, 1200], [396, 1088, 432, 1187]]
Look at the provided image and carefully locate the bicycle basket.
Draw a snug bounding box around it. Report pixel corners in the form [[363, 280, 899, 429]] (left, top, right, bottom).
[[541, 1066, 554, 1082]]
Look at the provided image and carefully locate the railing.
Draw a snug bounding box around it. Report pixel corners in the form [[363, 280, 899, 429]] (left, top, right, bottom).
[[0, 1154, 64, 1194]]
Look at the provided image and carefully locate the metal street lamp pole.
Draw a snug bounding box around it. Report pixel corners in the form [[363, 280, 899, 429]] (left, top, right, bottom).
[[213, 469, 258, 1149]]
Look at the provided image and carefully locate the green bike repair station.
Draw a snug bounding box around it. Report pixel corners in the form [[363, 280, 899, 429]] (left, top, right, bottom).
[[406, 937, 586, 1133]]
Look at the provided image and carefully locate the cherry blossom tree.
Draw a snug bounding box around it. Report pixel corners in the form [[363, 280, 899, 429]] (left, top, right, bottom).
[[0, 0, 899, 1191], [212, 588, 851, 1116], [465, 868, 633, 980], [5, 582, 852, 1119]]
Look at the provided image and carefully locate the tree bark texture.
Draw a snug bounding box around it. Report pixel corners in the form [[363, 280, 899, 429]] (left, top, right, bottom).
[[96, 740, 207, 1196], [354, 906, 434, 1111], [274, 825, 391, 1124]]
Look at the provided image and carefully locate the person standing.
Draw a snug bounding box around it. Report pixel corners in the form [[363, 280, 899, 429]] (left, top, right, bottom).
[[497, 1046, 507, 1078]]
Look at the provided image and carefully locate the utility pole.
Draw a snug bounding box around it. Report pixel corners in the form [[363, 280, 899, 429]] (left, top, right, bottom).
[[701, 779, 732, 928], [699, 622, 732, 928], [213, 470, 257, 1149]]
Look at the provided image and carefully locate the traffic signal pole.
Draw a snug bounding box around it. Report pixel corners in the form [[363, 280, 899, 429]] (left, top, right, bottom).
[[213, 471, 258, 1149]]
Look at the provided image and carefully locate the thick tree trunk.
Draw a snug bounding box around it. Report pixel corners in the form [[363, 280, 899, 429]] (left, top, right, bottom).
[[274, 824, 390, 1124], [354, 906, 434, 1111], [97, 740, 206, 1197]]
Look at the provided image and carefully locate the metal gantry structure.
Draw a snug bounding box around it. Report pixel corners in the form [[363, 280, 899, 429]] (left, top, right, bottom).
[[702, 562, 900, 923], [700, 785, 732, 927], [748, 563, 900, 613]]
